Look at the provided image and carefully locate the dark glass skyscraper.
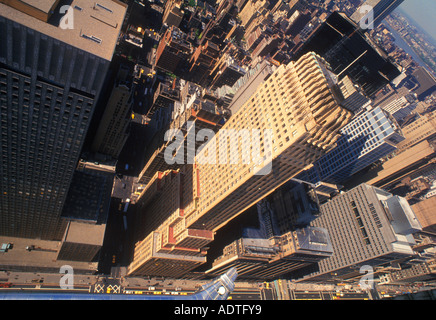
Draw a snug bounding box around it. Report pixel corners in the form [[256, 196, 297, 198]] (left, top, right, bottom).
[[294, 11, 401, 97], [0, 0, 126, 240]]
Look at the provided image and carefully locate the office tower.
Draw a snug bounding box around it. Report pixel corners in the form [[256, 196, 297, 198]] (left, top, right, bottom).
[[372, 86, 416, 122], [208, 54, 246, 90], [286, 10, 312, 38], [162, 0, 184, 29], [127, 52, 353, 277], [146, 77, 186, 120], [297, 106, 404, 185], [395, 110, 436, 154], [351, 0, 405, 30], [206, 227, 333, 280], [352, 140, 436, 190], [56, 221, 106, 262], [199, 0, 237, 47], [336, 76, 371, 113], [154, 26, 192, 75], [378, 260, 436, 285], [294, 12, 401, 97], [136, 97, 224, 185], [128, 167, 214, 278], [299, 183, 422, 283], [91, 65, 133, 159], [189, 41, 221, 86], [372, 85, 408, 107], [227, 58, 277, 114], [61, 158, 115, 225], [186, 52, 353, 232], [270, 180, 322, 234], [0, 0, 126, 240]]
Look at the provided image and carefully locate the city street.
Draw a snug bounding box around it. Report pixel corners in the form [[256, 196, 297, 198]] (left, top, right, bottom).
[[0, 268, 403, 300]]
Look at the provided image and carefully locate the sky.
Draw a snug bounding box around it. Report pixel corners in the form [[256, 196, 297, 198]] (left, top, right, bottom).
[[397, 0, 436, 44]]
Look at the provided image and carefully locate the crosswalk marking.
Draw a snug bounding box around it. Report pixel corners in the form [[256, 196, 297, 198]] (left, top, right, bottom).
[[93, 283, 121, 294]]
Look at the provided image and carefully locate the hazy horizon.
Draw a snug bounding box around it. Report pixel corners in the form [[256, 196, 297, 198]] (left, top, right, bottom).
[[398, 0, 436, 44]]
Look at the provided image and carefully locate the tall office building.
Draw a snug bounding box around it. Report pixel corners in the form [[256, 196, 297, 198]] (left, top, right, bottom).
[[208, 54, 246, 91], [299, 184, 421, 283], [297, 106, 404, 185], [188, 52, 353, 232], [127, 52, 354, 277], [0, 0, 126, 239], [91, 64, 133, 159], [294, 12, 401, 97], [352, 140, 436, 191], [154, 26, 192, 75], [372, 86, 415, 122], [136, 96, 224, 186], [378, 260, 436, 285], [227, 58, 277, 114], [394, 109, 436, 155], [206, 227, 333, 281], [162, 0, 184, 29], [351, 0, 405, 30], [189, 41, 221, 86]]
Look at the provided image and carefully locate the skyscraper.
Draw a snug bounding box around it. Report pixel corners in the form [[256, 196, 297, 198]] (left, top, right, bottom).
[[0, 0, 126, 239], [294, 12, 401, 97], [208, 54, 246, 91], [297, 106, 404, 185], [127, 52, 354, 277], [136, 96, 224, 186], [188, 52, 353, 233], [189, 41, 221, 86], [91, 64, 133, 159], [299, 183, 421, 283], [206, 227, 333, 281], [351, 0, 405, 30], [154, 26, 192, 75]]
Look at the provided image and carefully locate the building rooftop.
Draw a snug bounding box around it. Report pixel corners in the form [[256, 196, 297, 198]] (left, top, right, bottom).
[[374, 187, 423, 236], [20, 0, 59, 14], [0, 0, 127, 60], [62, 221, 106, 246], [0, 235, 98, 271], [294, 227, 334, 255]]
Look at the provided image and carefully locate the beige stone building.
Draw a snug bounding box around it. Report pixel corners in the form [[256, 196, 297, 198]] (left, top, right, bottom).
[[127, 52, 353, 277], [396, 110, 436, 154]]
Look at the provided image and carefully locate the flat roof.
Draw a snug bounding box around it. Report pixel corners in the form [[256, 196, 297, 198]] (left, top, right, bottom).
[[0, 0, 127, 60], [63, 221, 106, 246], [0, 236, 98, 271], [21, 0, 59, 13]]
